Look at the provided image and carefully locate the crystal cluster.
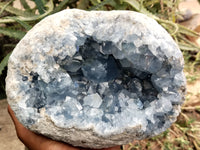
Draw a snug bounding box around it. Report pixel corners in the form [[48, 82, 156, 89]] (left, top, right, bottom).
[[6, 9, 186, 148]]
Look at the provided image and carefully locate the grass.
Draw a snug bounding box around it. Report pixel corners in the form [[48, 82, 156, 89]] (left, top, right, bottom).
[[185, 63, 200, 83], [186, 74, 198, 83], [0, 0, 200, 149]]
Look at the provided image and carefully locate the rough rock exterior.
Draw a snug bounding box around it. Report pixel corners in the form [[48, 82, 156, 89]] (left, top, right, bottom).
[[6, 9, 186, 148]]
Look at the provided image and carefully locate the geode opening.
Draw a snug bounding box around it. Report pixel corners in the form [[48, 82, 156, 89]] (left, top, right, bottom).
[[58, 37, 159, 108], [6, 9, 186, 149]]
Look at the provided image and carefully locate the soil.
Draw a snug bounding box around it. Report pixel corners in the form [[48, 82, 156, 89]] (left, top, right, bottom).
[[0, 100, 25, 150]]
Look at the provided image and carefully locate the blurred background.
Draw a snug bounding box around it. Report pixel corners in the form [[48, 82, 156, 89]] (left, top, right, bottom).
[[0, 0, 200, 149]]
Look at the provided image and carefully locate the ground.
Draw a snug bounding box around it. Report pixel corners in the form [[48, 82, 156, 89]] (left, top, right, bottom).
[[0, 100, 25, 150]]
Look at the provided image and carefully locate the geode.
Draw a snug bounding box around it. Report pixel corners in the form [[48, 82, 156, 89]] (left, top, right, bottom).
[[6, 9, 186, 149]]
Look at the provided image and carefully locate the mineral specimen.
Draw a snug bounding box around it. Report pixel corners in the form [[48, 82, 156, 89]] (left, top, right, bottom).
[[6, 9, 186, 149]]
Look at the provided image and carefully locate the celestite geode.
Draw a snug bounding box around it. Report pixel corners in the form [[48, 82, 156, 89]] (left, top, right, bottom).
[[6, 9, 186, 148]]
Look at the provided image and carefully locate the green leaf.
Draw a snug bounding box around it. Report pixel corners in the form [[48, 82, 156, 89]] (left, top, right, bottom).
[[0, 0, 14, 16], [6, 17, 32, 31], [158, 19, 179, 35], [2, 44, 16, 48], [23, 0, 54, 20], [52, 0, 69, 14], [0, 2, 34, 17], [179, 36, 200, 51], [0, 52, 11, 75], [77, 0, 90, 10], [20, 0, 31, 10], [113, 0, 130, 10], [90, 0, 100, 5], [0, 27, 26, 39], [178, 25, 200, 37], [34, 0, 45, 14], [122, 0, 156, 18], [89, 0, 110, 10], [122, 0, 140, 11], [0, 18, 16, 23], [144, 0, 171, 7], [178, 42, 200, 51], [0, 0, 54, 23]]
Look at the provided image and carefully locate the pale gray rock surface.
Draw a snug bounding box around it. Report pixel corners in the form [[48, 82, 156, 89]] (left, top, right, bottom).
[[6, 9, 186, 149]]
